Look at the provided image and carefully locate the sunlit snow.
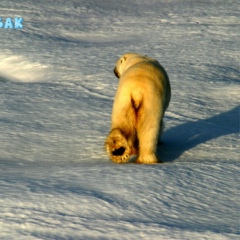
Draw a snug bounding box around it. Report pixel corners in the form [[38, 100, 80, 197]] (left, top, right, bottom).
[[0, 1, 239, 239]]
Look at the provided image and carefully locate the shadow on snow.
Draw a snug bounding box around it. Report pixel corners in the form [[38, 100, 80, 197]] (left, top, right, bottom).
[[159, 106, 239, 162]]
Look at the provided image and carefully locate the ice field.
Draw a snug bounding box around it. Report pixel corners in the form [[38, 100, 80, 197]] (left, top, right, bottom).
[[0, 1, 239, 239]]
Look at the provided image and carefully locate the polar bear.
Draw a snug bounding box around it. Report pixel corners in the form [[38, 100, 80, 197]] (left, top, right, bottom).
[[105, 52, 171, 164]]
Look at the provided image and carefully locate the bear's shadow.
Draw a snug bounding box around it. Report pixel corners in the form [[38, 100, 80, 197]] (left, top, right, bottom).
[[158, 106, 239, 162]]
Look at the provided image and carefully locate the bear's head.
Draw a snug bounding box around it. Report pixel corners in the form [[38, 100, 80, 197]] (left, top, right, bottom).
[[113, 52, 149, 78]]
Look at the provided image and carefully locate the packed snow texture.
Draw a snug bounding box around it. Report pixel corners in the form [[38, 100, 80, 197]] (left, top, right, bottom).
[[0, 0, 239, 239]]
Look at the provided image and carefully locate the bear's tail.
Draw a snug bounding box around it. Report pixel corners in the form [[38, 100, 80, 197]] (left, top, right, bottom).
[[131, 90, 143, 110]]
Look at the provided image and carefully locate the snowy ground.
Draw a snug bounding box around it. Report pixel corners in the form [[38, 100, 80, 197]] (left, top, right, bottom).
[[0, 0, 239, 239]]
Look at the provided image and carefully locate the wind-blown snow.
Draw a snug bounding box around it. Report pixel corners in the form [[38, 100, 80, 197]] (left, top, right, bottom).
[[0, 0, 239, 239]]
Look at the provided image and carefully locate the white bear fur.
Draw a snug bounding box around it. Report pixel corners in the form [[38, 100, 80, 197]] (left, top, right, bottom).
[[105, 52, 171, 164]]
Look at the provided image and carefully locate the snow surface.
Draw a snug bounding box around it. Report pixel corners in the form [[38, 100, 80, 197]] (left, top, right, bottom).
[[0, 0, 239, 239]]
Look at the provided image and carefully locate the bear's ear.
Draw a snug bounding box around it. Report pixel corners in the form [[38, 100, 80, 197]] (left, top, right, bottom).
[[120, 56, 126, 64]]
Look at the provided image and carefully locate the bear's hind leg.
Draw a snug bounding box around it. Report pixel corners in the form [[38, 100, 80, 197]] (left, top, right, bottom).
[[105, 128, 132, 163], [135, 109, 163, 164]]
